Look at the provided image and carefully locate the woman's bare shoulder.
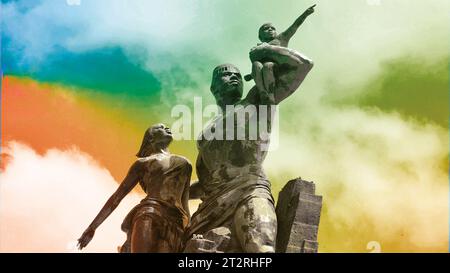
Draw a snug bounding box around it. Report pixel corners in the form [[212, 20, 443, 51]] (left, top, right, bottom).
[[170, 154, 193, 166]]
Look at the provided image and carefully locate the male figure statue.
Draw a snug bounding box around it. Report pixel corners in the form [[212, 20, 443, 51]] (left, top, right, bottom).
[[186, 43, 314, 252]]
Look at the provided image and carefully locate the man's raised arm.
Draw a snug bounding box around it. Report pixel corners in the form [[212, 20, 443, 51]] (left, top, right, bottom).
[[248, 44, 313, 104]]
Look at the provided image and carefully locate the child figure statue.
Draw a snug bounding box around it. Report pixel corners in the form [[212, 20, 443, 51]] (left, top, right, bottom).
[[245, 4, 316, 103]]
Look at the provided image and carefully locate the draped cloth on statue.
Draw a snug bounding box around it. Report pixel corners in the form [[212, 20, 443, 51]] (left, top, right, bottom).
[[185, 167, 274, 239], [120, 197, 189, 252], [185, 110, 275, 239]]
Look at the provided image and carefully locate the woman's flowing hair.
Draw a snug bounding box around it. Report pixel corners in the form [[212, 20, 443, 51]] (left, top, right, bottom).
[[136, 127, 153, 157]]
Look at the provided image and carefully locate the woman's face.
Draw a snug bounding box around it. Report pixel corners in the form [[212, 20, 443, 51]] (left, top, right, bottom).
[[150, 123, 173, 145]]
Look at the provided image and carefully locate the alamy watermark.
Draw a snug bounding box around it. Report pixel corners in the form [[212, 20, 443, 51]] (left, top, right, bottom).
[[170, 97, 279, 151], [366, 241, 382, 253]]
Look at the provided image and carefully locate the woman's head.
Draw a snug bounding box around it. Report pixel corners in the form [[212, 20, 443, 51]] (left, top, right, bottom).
[[136, 123, 173, 157]]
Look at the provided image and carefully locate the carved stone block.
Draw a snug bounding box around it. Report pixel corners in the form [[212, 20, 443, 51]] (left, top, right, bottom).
[[276, 178, 322, 253]]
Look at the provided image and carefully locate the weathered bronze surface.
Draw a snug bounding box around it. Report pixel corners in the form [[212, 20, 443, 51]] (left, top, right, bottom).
[[244, 4, 316, 82], [185, 23, 314, 252], [78, 124, 192, 252]]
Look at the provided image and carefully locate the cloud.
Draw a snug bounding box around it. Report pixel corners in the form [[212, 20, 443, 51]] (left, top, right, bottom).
[[265, 102, 448, 252], [3, 0, 448, 69], [0, 141, 201, 252], [0, 141, 141, 252], [2, 0, 448, 106], [1, 0, 202, 60], [1, 0, 448, 252]]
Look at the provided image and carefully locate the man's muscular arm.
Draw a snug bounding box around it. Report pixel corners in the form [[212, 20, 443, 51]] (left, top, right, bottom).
[[247, 44, 313, 104], [182, 164, 193, 220], [189, 155, 206, 200]]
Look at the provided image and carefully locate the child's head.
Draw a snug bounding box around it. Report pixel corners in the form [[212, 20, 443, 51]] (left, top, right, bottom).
[[258, 23, 277, 42]]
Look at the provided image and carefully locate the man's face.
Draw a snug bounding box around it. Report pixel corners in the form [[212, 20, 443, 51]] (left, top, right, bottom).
[[259, 23, 277, 42], [211, 66, 243, 107]]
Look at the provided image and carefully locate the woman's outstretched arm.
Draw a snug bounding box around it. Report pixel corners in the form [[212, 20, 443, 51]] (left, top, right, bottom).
[[77, 160, 142, 250]]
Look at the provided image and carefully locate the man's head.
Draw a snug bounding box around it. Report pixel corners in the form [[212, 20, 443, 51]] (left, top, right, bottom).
[[210, 64, 243, 109], [136, 123, 173, 157], [258, 23, 277, 43]]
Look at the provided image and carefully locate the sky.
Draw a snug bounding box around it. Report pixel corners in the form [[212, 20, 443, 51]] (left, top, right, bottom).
[[1, 0, 449, 252]]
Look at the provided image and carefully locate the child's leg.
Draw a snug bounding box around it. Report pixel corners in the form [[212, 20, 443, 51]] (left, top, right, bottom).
[[262, 62, 275, 93], [252, 61, 265, 92]]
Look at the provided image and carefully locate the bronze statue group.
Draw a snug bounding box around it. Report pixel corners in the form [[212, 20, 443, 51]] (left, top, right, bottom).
[[78, 5, 316, 253]]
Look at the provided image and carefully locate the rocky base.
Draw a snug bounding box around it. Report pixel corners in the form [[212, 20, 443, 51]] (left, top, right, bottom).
[[184, 178, 323, 253], [276, 178, 322, 253]]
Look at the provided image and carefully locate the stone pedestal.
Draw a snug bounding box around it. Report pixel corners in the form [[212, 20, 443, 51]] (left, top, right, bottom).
[[275, 178, 322, 253], [184, 178, 323, 253]]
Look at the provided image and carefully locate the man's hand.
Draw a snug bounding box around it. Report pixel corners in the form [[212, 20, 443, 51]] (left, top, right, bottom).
[[189, 181, 205, 200], [77, 227, 95, 250], [302, 4, 316, 17]]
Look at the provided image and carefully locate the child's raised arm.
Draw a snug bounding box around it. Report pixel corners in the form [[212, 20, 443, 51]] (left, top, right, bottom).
[[280, 4, 316, 42]]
